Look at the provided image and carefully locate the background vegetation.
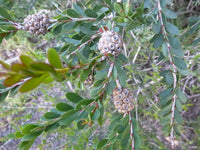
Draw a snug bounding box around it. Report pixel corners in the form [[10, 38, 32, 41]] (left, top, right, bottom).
[[0, 0, 200, 150]]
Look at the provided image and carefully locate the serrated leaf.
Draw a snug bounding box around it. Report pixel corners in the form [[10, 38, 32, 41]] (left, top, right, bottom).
[[66, 92, 83, 103], [56, 102, 74, 112], [85, 9, 98, 18], [47, 48, 63, 69], [162, 8, 177, 19], [168, 36, 180, 49], [43, 112, 60, 119], [0, 7, 12, 20], [153, 34, 164, 48], [67, 9, 80, 18], [21, 129, 43, 141], [75, 99, 94, 110], [152, 22, 161, 34], [174, 56, 187, 70], [162, 42, 168, 57], [174, 109, 182, 123], [166, 22, 179, 35], [176, 89, 187, 103]]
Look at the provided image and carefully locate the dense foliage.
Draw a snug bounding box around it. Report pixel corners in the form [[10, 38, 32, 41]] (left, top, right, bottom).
[[0, 0, 199, 150]]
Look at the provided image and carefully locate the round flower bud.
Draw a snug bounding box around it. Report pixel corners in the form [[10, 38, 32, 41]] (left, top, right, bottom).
[[23, 12, 51, 35], [98, 30, 123, 56]]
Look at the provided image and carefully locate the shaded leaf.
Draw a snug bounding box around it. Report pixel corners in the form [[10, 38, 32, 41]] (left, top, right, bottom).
[[85, 9, 98, 18], [166, 22, 179, 35], [75, 99, 94, 110], [176, 89, 187, 103], [174, 57, 187, 70], [0, 7, 12, 20], [162, 8, 177, 19], [67, 9, 80, 18]]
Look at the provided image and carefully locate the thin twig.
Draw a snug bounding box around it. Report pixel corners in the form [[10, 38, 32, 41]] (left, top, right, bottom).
[[157, 0, 178, 149]]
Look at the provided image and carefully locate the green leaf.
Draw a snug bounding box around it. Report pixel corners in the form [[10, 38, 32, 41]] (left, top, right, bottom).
[[4, 75, 24, 87], [11, 63, 26, 72], [59, 112, 78, 125], [105, 0, 111, 5], [79, 22, 94, 35], [76, 51, 88, 63], [158, 103, 172, 117], [80, 67, 91, 82], [97, 139, 108, 149], [85, 9, 98, 18], [20, 55, 33, 67], [47, 48, 63, 69], [0, 60, 10, 69], [15, 131, 23, 138], [162, 8, 177, 19], [166, 22, 179, 35], [120, 125, 130, 148], [162, 42, 168, 57], [117, 67, 127, 87], [176, 89, 187, 103], [43, 112, 61, 119], [18, 140, 35, 150], [174, 57, 187, 70], [62, 22, 76, 31], [53, 23, 64, 35], [64, 37, 81, 45], [77, 120, 86, 130], [0, 91, 9, 102], [177, 68, 190, 76], [67, 9, 80, 18], [75, 99, 94, 110], [152, 22, 161, 34], [91, 109, 100, 121], [19, 75, 47, 93], [21, 129, 43, 141], [73, 3, 85, 16], [0, 7, 12, 20], [44, 122, 59, 132], [165, 71, 173, 85], [174, 109, 183, 123], [30, 62, 55, 72], [66, 92, 83, 103], [22, 124, 40, 135], [171, 47, 184, 57], [56, 102, 74, 112], [176, 99, 183, 112], [159, 88, 172, 99], [114, 3, 124, 16], [153, 34, 164, 48], [168, 36, 180, 49]]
